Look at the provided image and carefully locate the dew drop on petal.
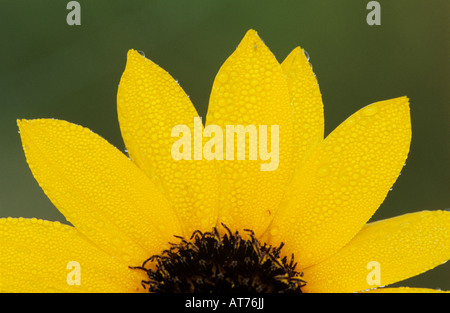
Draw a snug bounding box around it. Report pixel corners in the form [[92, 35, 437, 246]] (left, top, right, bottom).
[[303, 49, 310, 61], [217, 72, 229, 83], [318, 166, 330, 177], [361, 104, 378, 117], [270, 227, 279, 236], [121, 253, 131, 262]]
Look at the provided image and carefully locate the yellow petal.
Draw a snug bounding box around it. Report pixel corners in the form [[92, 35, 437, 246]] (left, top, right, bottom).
[[281, 47, 324, 167], [205, 29, 294, 235], [117, 50, 219, 236], [268, 97, 411, 267], [0, 218, 146, 292], [18, 119, 182, 267], [302, 210, 450, 293], [364, 287, 450, 293]]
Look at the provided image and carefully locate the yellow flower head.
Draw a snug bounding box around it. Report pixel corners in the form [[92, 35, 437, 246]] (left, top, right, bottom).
[[1, 30, 449, 293]]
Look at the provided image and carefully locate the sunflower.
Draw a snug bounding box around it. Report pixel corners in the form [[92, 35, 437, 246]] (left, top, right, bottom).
[[1, 30, 449, 293]]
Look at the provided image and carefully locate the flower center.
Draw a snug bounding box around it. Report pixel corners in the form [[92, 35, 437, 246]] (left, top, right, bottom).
[[130, 223, 306, 293]]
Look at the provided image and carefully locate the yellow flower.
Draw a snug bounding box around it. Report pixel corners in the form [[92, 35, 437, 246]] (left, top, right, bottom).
[[1, 29, 449, 293]]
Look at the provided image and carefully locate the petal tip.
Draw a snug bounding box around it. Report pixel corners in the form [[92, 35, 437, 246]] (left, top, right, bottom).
[[391, 95, 410, 108], [240, 29, 265, 49], [127, 49, 142, 58], [396, 95, 410, 105], [291, 46, 306, 58], [17, 118, 32, 132], [282, 46, 310, 71], [123, 49, 162, 78], [125, 49, 149, 71], [387, 96, 411, 121], [244, 28, 258, 37]]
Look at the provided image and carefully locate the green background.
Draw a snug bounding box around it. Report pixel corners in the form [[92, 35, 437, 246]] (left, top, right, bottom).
[[1, 0, 448, 290]]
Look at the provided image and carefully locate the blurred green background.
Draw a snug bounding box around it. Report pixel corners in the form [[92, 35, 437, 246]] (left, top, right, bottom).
[[1, 0, 448, 290]]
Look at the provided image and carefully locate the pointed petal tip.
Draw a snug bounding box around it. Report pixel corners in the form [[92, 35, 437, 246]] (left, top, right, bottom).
[[126, 49, 142, 65], [290, 46, 306, 57], [17, 118, 32, 125], [240, 29, 266, 48], [127, 49, 142, 58], [395, 95, 410, 105], [124, 49, 151, 73], [123, 49, 162, 77], [282, 46, 311, 71], [362, 96, 411, 119], [386, 95, 410, 107], [17, 118, 32, 133], [244, 29, 258, 36], [387, 96, 411, 122]]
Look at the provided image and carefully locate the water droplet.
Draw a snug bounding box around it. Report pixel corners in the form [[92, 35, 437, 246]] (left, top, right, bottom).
[[137, 50, 145, 57], [270, 227, 279, 236], [112, 237, 121, 246], [318, 166, 329, 177], [158, 224, 166, 233], [303, 49, 310, 61], [361, 105, 378, 117], [217, 72, 229, 83]]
